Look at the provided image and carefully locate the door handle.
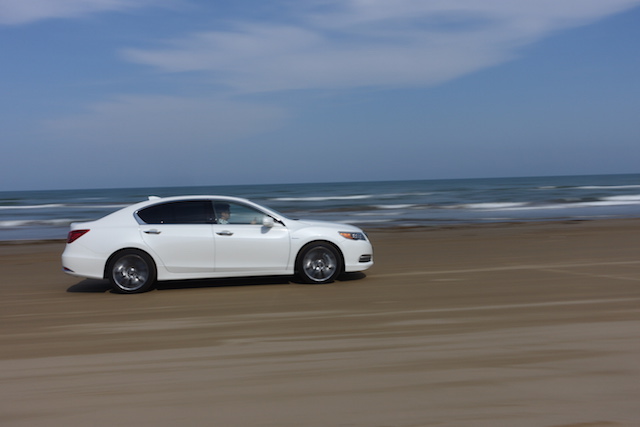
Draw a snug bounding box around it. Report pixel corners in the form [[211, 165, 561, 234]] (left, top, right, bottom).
[[216, 230, 233, 236], [144, 229, 161, 234]]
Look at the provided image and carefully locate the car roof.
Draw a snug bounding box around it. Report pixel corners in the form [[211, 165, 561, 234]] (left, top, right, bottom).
[[133, 195, 282, 217], [143, 195, 249, 203], [92, 195, 274, 225], [131, 195, 260, 210]]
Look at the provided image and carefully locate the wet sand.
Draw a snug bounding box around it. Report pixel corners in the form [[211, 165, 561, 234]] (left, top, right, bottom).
[[1, 220, 640, 426]]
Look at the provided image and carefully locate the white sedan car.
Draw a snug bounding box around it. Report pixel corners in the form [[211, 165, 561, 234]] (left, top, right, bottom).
[[62, 196, 373, 293]]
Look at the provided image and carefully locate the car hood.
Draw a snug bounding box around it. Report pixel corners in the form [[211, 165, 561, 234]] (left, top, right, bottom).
[[284, 218, 361, 231]]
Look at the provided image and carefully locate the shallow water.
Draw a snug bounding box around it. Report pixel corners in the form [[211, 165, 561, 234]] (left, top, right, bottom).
[[1, 174, 639, 240]]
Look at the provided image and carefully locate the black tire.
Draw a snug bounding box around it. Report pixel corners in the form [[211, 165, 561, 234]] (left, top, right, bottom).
[[108, 250, 156, 294], [296, 242, 342, 284]]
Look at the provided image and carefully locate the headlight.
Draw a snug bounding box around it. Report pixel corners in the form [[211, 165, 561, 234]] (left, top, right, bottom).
[[339, 231, 366, 241]]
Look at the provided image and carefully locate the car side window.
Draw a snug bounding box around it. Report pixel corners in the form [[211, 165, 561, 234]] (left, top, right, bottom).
[[137, 201, 214, 224], [213, 201, 264, 225]]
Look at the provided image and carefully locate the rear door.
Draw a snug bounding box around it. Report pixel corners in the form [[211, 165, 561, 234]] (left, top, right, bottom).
[[137, 200, 215, 273]]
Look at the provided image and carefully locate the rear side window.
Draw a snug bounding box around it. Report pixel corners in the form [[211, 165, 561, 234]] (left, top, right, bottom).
[[137, 201, 214, 224]]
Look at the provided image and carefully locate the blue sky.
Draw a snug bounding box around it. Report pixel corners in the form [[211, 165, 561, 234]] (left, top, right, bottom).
[[1, 0, 639, 191]]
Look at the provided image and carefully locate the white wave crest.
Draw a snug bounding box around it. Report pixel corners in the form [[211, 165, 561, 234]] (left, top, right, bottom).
[[603, 194, 640, 201], [0, 203, 66, 210], [271, 191, 431, 203], [459, 202, 529, 210], [0, 219, 74, 228], [353, 211, 403, 217], [471, 200, 640, 212], [0, 203, 125, 210], [272, 195, 373, 202], [372, 204, 418, 209], [577, 185, 640, 190]]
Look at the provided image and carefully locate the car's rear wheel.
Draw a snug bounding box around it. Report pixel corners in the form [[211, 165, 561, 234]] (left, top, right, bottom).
[[108, 250, 156, 294], [296, 242, 342, 284]]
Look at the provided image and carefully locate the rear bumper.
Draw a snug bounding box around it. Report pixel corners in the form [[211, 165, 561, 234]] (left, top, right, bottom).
[[61, 245, 106, 280]]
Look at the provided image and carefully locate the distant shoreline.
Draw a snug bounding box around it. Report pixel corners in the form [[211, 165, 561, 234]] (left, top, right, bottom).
[[3, 175, 640, 241], [3, 217, 639, 245]]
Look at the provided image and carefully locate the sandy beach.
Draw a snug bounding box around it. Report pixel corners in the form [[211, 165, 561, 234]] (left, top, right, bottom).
[[1, 219, 639, 426]]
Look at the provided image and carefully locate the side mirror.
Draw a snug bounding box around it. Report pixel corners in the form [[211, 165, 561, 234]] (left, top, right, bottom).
[[262, 216, 275, 228]]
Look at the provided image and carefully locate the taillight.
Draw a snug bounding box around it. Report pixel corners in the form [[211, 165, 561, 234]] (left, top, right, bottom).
[[67, 229, 90, 243]]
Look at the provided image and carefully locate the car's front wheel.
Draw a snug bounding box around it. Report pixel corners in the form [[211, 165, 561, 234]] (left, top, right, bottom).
[[296, 242, 342, 284], [108, 250, 156, 294]]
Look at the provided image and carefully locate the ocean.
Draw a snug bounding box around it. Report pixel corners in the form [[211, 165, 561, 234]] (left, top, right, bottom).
[[1, 174, 639, 241]]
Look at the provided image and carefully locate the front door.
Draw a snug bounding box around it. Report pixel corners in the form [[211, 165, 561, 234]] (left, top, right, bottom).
[[212, 201, 290, 273]]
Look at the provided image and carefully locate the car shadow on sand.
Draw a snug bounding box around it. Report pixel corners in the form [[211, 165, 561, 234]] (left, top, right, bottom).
[[66, 279, 113, 293], [66, 272, 366, 293]]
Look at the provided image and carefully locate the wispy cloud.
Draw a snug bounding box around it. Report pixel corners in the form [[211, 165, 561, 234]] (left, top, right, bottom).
[[122, 0, 640, 92], [43, 94, 289, 147], [0, 0, 170, 25]]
